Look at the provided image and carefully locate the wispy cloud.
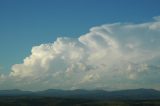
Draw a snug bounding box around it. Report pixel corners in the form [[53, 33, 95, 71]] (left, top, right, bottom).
[[1, 16, 160, 91]]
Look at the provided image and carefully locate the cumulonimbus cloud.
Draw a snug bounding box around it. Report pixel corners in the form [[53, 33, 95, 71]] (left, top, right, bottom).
[[1, 16, 160, 91]]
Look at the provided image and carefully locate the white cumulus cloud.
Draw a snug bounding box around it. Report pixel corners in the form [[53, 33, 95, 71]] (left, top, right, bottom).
[[1, 16, 160, 91]]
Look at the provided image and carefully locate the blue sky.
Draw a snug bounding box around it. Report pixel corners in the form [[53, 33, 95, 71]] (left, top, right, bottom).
[[0, 0, 160, 91], [0, 0, 160, 73]]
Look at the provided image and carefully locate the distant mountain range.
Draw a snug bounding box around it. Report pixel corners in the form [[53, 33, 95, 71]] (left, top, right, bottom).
[[0, 88, 160, 100]]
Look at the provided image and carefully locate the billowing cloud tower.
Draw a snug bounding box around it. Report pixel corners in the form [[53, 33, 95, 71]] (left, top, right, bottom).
[[1, 16, 160, 91]]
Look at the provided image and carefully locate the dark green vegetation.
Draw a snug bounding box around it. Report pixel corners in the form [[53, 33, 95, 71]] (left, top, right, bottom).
[[0, 89, 160, 106], [0, 96, 160, 106], [0, 96, 92, 106]]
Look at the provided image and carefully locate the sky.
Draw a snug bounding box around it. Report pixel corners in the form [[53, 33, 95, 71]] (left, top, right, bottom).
[[0, 0, 160, 91]]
